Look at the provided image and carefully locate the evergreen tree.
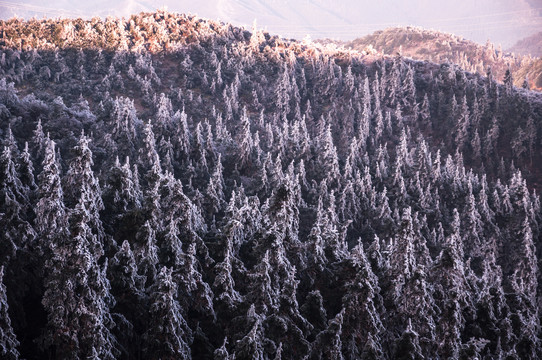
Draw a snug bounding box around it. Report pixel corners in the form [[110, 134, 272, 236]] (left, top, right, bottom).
[[42, 192, 118, 359], [213, 234, 242, 310], [0, 266, 19, 360], [431, 209, 469, 359], [135, 220, 159, 287], [36, 139, 67, 257], [205, 154, 226, 215], [234, 308, 265, 360], [238, 107, 253, 168], [108, 240, 145, 358], [341, 240, 384, 358], [64, 134, 106, 256], [144, 266, 193, 360], [0, 145, 32, 264], [393, 319, 424, 360], [18, 142, 36, 195], [308, 309, 345, 360]]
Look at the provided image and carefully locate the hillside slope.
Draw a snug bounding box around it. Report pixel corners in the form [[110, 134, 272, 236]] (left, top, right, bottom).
[[0, 11, 542, 360], [343, 27, 540, 89], [508, 31, 542, 57]]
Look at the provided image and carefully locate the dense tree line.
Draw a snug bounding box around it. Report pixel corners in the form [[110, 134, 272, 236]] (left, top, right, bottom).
[[1, 10, 542, 359]]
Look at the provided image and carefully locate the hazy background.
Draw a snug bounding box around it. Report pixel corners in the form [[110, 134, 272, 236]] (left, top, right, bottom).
[[1, 0, 541, 48]]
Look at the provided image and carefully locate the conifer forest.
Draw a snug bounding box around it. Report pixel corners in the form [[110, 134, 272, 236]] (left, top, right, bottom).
[[1, 11, 542, 359]]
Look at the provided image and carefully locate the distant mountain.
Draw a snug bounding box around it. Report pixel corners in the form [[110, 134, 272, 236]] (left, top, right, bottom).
[[508, 31, 542, 58], [340, 27, 540, 89]]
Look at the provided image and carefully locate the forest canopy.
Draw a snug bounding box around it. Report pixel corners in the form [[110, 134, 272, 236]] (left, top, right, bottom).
[[0, 10, 542, 360]]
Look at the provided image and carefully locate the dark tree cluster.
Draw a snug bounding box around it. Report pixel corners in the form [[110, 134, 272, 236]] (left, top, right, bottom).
[[0, 10, 542, 360]]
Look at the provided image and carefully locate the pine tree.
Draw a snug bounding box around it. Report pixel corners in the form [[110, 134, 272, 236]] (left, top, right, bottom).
[[213, 337, 231, 360], [271, 265, 311, 358], [360, 332, 384, 360], [308, 309, 345, 360], [507, 216, 539, 358], [341, 240, 384, 358], [0, 145, 30, 264], [32, 118, 46, 159], [192, 122, 208, 174], [64, 134, 105, 256], [431, 209, 468, 359], [18, 142, 36, 195], [401, 64, 416, 111], [213, 234, 242, 310], [144, 266, 193, 360], [503, 68, 513, 95], [249, 250, 278, 315], [36, 139, 67, 256], [318, 124, 340, 185], [205, 154, 226, 215], [178, 243, 215, 320], [393, 319, 424, 360], [0, 266, 19, 360], [418, 93, 430, 129], [154, 93, 173, 134], [108, 240, 145, 358], [454, 95, 470, 152], [110, 96, 138, 156], [238, 107, 253, 168], [42, 192, 118, 359], [234, 308, 265, 360], [388, 207, 417, 300], [159, 136, 175, 175], [135, 220, 159, 287], [260, 178, 303, 267]]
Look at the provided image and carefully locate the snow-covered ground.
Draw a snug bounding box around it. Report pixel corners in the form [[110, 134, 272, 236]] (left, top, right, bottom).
[[1, 0, 541, 47]]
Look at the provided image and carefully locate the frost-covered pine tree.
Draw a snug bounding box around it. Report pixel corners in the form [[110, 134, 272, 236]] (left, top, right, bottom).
[[393, 319, 424, 360], [135, 220, 159, 287], [308, 309, 345, 360], [144, 266, 193, 360], [42, 192, 118, 359], [36, 139, 67, 256], [0, 266, 19, 360], [234, 307, 265, 360], [213, 233, 242, 310], [431, 209, 468, 359], [0, 145, 31, 264], [205, 153, 226, 215], [237, 107, 253, 168], [342, 240, 384, 358], [64, 134, 105, 256]]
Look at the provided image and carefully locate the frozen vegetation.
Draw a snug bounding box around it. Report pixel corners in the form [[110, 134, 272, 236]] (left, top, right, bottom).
[[0, 11, 542, 359]]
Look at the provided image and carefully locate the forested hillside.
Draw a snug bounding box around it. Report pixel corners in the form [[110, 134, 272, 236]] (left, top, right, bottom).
[[342, 27, 542, 90], [1, 11, 542, 359]]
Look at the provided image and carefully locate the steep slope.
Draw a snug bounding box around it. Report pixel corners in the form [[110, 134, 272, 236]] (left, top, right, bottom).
[[0, 11, 542, 360]]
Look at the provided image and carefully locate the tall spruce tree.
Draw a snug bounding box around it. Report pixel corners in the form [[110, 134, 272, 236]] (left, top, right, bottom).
[[0, 266, 19, 360]]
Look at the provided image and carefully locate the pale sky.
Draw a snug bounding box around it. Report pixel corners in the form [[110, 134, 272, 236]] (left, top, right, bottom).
[[1, 0, 541, 47]]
